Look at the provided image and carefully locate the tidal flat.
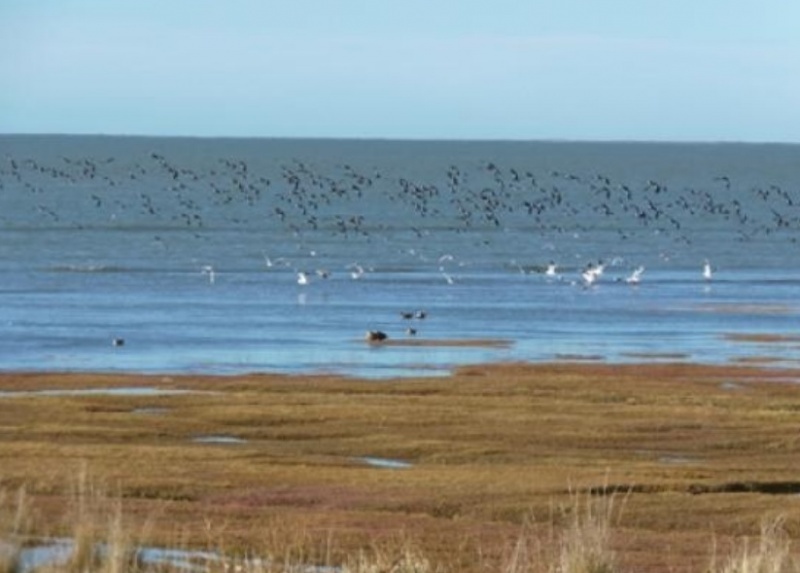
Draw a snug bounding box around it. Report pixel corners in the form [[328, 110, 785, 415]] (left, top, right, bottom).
[[1, 362, 800, 572]]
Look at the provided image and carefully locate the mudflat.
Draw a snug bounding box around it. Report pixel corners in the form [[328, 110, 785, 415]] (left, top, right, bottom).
[[1, 362, 799, 572]]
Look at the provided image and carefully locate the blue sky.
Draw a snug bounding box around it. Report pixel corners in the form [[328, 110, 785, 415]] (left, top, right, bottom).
[[1, 0, 799, 141]]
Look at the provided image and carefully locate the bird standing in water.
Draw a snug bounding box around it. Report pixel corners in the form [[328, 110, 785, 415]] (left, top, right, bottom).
[[703, 259, 713, 281]]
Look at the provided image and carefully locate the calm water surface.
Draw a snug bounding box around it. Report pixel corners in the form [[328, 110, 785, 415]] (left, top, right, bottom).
[[1, 135, 799, 377]]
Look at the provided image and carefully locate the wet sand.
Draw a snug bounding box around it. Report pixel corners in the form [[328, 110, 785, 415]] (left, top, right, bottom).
[[2, 360, 800, 572], [364, 337, 513, 348], [723, 332, 800, 343], [692, 303, 795, 315]]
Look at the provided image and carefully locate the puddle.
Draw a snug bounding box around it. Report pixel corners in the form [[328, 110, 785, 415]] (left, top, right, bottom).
[[192, 435, 247, 444], [1, 539, 340, 573], [659, 455, 697, 465], [134, 546, 224, 572], [720, 382, 744, 391], [0, 387, 193, 398], [3, 539, 223, 573], [636, 450, 701, 466], [3, 538, 73, 573], [359, 456, 413, 469], [132, 407, 171, 415]]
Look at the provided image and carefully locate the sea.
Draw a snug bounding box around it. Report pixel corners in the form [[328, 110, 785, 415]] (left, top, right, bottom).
[[1, 134, 799, 378]]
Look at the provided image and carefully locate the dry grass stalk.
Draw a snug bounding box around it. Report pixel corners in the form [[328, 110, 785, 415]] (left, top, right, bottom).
[[498, 527, 544, 573], [0, 485, 29, 573], [711, 518, 798, 573], [343, 543, 436, 573], [2, 474, 800, 572], [552, 491, 618, 573]]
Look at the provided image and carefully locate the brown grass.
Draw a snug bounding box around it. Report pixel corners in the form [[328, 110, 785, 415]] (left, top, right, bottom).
[[2, 362, 800, 572]]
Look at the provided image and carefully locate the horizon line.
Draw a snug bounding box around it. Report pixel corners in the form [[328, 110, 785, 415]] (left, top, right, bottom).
[[1, 131, 798, 146]]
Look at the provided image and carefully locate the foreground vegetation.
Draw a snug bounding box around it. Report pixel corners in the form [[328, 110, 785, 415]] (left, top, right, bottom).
[[2, 474, 797, 573], [1, 362, 800, 571]]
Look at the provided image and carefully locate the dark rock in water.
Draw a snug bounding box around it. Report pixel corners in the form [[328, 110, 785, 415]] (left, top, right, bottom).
[[365, 330, 388, 342]]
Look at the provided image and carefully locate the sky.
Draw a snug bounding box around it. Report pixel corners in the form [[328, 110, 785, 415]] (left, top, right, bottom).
[[1, 0, 799, 142]]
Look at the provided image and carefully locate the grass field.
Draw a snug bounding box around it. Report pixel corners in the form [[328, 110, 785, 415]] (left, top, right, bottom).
[[1, 362, 800, 572]]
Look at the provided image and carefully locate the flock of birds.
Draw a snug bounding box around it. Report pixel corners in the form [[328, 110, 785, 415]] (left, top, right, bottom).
[[543, 256, 711, 288], [2, 146, 798, 292], [4, 142, 798, 353]]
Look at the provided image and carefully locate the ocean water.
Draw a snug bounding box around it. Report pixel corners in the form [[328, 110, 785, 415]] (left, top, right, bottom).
[[1, 135, 799, 377]]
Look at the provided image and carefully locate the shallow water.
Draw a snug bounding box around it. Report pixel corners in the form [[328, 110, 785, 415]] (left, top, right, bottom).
[[3, 538, 337, 573], [192, 435, 247, 444], [2, 135, 799, 377], [132, 406, 171, 415], [359, 456, 414, 469], [0, 387, 193, 398]]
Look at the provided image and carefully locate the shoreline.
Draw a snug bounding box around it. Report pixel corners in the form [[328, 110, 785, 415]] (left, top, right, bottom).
[[5, 325, 800, 381], [2, 357, 800, 385]]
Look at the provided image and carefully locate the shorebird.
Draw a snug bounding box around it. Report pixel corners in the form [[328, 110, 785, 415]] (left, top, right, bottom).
[[581, 263, 600, 286], [349, 263, 365, 280], [297, 271, 310, 285], [625, 266, 645, 285], [545, 261, 558, 277], [201, 265, 215, 284], [593, 260, 606, 279], [702, 259, 713, 281]]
